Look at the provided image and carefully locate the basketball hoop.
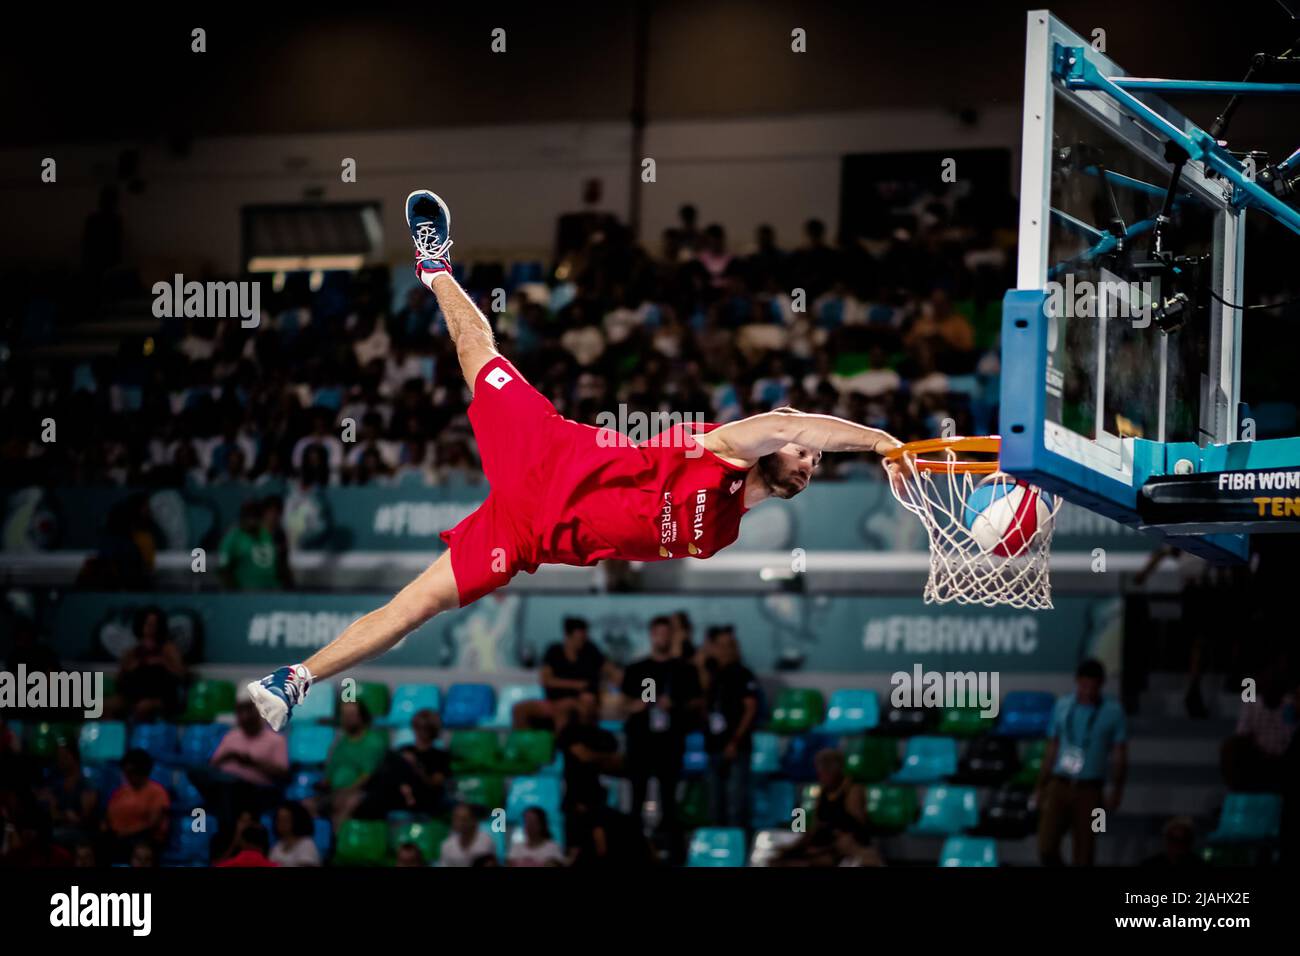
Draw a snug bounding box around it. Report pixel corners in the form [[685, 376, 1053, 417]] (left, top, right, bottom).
[[883, 436, 1062, 610]]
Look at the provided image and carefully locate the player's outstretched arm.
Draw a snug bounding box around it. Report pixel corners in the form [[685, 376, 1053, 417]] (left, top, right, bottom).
[[699, 406, 902, 468]]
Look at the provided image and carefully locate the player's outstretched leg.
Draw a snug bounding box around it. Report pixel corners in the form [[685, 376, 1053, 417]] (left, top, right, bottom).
[[406, 189, 499, 392], [247, 549, 461, 731]]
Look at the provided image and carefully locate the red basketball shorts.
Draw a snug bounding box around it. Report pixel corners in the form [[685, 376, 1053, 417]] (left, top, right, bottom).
[[439, 356, 563, 606]]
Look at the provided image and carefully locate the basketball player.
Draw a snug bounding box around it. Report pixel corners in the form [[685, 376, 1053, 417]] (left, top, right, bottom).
[[248, 190, 903, 730]]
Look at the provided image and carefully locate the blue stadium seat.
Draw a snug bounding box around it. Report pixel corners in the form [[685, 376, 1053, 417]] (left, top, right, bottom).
[[294, 681, 337, 724], [288, 725, 335, 766], [891, 736, 958, 783], [688, 827, 746, 867], [508, 260, 545, 289], [167, 769, 204, 813], [380, 684, 442, 728], [84, 763, 121, 797], [487, 683, 544, 728], [389, 727, 417, 749], [911, 785, 980, 835], [818, 689, 880, 734], [682, 732, 709, 776], [750, 732, 782, 776], [163, 815, 216, 866], [751, 779, 797, 829], [1208, 793, 1283, 842], [285, 769, 323, 802], [129, 723, 179, 763], [442, 683, 496, 728], [939, 836, 998, 867], [780, 733, 836, 781], [79, 721, 127, 764], [505, 775, 562, 824], [537, 752, 565, 777], [995, 692, 1056, 738], [313, 817, 333, 858], [178, 723, 227, 768]]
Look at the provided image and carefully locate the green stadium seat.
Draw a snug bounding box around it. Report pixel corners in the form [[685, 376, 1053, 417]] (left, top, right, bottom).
[[845, 736, 898, 782], [453, 774, 506, 811], [865, 784, 918, 833], [392, 818, 450, 865], [494, 730, 554, 774], [1011, 739, 1047, 787], [450, 730, 501, 774], [937, 706, 993, 737], [334, 819, 390, 866], [182, 679, 236, 722], [679, 779, 711, 828], [797, 783, 819, 823], [769, 689, 825, 734], [1200, 844, 1258, 866], [27, 721, 74, 759], [350, 681, 391, 723]]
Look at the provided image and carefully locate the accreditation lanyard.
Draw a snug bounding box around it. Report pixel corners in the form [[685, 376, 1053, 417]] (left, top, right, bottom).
[[1063, 698, 1101, 751]]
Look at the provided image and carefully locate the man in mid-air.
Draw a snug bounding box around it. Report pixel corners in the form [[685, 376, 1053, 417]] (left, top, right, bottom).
[[249, 190, 902, 730]]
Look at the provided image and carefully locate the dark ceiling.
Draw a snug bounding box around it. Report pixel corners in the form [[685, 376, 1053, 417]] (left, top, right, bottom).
[[2, 1, 1297, 158]]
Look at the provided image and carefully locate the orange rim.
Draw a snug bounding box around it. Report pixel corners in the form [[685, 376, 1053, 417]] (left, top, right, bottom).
[[883, 436, 1001, 474]]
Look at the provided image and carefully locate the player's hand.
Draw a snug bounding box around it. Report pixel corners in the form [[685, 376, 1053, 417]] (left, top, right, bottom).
[[881, 456, 912, 497]]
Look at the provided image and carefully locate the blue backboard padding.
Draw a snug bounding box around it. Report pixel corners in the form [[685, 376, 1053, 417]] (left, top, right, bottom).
[[999, 289, 1249, 562]]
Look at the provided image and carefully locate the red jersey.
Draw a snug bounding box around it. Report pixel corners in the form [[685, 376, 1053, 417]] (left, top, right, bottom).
[[439, 357, 752, 606], [538, 421, 750, 565]]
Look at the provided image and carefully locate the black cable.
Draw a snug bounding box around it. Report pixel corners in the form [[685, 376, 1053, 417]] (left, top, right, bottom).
[[1207, 288, 1300, 310]]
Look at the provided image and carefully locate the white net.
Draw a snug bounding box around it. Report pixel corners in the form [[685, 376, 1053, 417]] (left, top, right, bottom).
[[888, 444, 1062, 610]]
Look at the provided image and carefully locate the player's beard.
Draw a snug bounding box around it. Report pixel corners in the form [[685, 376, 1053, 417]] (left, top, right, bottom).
[[757, 452, 805, 499]]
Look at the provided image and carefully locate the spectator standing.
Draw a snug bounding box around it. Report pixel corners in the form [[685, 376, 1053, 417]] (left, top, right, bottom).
[[703, 626, 760, 827], [1035, 659, 1129, 866], [622, 615, 702, 853]]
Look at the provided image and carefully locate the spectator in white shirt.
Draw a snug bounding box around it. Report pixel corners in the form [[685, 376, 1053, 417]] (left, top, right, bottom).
[[507, 807, 565, 867], [268, 802, 321, 867], [438, 803, 496, 867]]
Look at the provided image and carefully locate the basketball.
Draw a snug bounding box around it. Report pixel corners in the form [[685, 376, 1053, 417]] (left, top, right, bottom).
[[962, 477, 1055, 558]]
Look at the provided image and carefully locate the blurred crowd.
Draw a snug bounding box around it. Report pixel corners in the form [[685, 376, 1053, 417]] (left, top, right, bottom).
[[0, 189, 1014, 491]]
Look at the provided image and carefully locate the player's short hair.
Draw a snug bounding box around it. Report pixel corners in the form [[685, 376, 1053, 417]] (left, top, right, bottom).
[[563, 616, 588, 635], [649, 615, 672, 631], [1075, 658, 1106, 683]]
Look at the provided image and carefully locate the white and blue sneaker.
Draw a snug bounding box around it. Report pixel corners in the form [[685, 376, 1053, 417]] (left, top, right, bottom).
[[246, 665, 312, 732], [406, 189, 453, 289]]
